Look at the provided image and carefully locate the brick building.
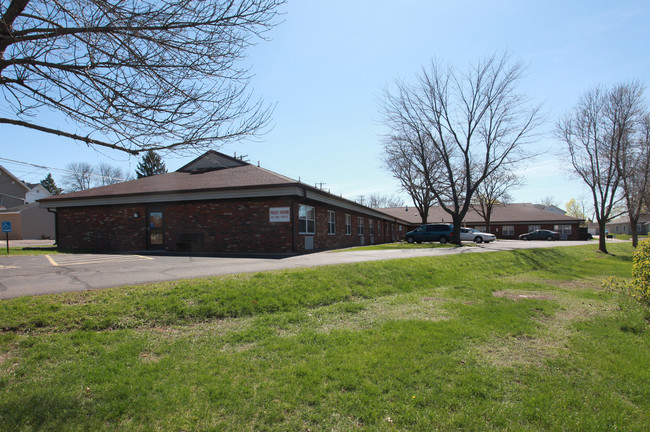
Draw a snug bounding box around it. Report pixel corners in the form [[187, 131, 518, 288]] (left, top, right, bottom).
[[380, 204, 584, 240], [39, 151, 409, 253]]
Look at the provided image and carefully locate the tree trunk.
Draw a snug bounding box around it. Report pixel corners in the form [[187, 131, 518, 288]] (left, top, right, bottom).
[[630, 218, 639, 248], [452, 215, 463, 245], [598, 222, 608, 254]]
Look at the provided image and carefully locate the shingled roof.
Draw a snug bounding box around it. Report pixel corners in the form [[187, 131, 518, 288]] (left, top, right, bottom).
[[379, 203, 583, 225], [40, 151, 296, 203], [39, 151, 410, 224]]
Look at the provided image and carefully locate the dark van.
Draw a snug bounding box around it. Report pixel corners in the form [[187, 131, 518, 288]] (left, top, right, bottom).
[[404, 224, 453, 244]]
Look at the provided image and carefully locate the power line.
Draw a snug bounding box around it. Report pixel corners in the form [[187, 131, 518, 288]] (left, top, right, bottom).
[[0, 156, 127, 183]]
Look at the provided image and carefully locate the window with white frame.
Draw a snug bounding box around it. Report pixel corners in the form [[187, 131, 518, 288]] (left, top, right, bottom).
[[369, 219, 374, 236], [299, 204, 315, 234], [345, 214, 352, 235], [554, 225, 572, 235], [327, 210, 336, 235], [528, 225, 541, 232], [502, 225, 515, 236], [358, 217, 364, 235], [474, 226, 487, 232]]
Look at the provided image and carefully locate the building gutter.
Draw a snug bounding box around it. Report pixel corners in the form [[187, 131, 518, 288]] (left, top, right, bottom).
[[47, 207, 58, 245]]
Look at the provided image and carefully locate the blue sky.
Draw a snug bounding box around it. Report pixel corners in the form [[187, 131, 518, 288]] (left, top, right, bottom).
[[2, 0, 649, 210]]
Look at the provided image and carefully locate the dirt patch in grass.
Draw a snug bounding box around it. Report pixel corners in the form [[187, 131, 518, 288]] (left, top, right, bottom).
[[139, 351, 161, 364], [478, 288, 616, 368], [493, 291, 554, 301], [553, 278, 604, 291]]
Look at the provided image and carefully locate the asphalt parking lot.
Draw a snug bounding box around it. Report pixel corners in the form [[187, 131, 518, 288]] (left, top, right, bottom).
[[0, 239, 611, 299]]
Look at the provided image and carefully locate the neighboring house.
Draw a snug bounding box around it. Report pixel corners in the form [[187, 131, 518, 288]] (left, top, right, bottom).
[[0, 166, 55, 240], [606, 215, 650, 236], [40, 151, 410, 253], [380, 203, 583, 240], [25, 183, 52, 204], [0, 165, 31, 209]]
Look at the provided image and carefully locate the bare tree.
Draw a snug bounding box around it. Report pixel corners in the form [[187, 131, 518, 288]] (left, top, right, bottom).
[[0, 0, 284, 155], [97, 163, 126, 186], [380, 53, 541, 243], [367, 193, 405, 208], [539, 196, 558, 207], [556, 83, 643, 253], [618, 111, 650, 247], [471, 169, 524, 231], [382, 133, 436, 224], [64, 162, 95, 191]]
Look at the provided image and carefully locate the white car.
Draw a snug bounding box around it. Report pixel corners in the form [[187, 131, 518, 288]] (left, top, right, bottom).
[[460, 227, 496, 243]]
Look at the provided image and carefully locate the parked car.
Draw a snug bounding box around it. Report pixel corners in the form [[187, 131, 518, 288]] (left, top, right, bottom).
[[518, 229, 560, 241], [405, 224, 453, 244], [460, 227, 496, 243]]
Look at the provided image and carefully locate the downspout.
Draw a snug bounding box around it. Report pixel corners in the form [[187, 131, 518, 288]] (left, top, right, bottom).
[[47, 207, 57, 245], [291, 197, 296, 252]]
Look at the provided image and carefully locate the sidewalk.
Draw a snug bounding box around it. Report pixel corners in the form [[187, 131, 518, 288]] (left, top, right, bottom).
[[0, 239, 55, 248]]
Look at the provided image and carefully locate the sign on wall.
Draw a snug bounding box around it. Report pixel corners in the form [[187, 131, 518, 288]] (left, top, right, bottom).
[[269, 207, 290, 223]]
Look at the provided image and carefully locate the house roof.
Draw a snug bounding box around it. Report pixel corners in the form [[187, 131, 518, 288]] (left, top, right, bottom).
[[0, 202, 40, 213], [0, 166, 31, 193], [41, 163, 296, 202], [607, 214, 650, 225], [379, 203, 583, 225], [39, 151, 410, 224]]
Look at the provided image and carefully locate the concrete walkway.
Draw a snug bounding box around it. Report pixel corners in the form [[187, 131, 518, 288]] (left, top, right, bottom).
[[0, 239, 622, 299], [0, 239, 55, 248]]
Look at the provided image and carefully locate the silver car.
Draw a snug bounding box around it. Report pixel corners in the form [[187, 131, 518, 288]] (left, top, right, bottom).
[[460, 227, 496, 243]]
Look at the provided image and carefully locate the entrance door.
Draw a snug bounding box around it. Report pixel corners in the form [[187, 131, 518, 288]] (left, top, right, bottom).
[[148, 209, 164, 249]]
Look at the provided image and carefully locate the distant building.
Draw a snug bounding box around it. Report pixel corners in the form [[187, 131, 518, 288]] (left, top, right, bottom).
[[532, 204, 567, 216], [606, 215, 650, 236], [0, 166, 55, 240], [379, 203, 583, 240]]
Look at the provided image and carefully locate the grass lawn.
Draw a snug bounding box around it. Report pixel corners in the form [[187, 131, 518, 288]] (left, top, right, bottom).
[[0, 246, 60, 256], [0, 244, 648, 431]]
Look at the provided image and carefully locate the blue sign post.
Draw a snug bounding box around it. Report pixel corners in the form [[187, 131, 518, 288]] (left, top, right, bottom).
[[2, 221, 11, 254]]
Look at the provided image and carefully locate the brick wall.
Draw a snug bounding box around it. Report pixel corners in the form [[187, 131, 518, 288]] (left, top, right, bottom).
[[57, 205, 147, 251], [293, 201, 406, 252], [164, 198, 294, 253], [466, 223, 581, 240], [56, 197, 407, 253]]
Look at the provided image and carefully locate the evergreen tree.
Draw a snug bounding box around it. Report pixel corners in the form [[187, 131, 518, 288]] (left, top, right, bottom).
[[40, 173, 63, 195], [136, 151, 168, 178]]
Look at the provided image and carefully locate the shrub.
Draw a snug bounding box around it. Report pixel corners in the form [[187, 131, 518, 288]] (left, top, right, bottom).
[[631, 240, 650, 304]]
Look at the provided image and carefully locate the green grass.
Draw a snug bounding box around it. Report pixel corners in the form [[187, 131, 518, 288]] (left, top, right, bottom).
[[0, 246, 60, 256], [337, 241, 456, 251], [1, 244, 648, 431], [611, 234, 649, 241]]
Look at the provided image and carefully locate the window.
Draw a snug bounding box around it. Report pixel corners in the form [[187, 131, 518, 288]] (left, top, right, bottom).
[[377, 220, 381, 235], [328, 210, 336, 235], [554, 225, 572, 235], [299, 205, 315, 234], [474, 226, 487, 232], [369, 219, 374, 236], [502, 225, 515, 236], [528, 225, 541, 232], [345, 214, 352, 235], [358, 217, 364, 235]]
